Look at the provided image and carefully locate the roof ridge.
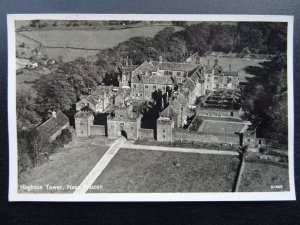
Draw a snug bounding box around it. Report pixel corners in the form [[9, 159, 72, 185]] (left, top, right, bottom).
[[37, 111, 68, 129]]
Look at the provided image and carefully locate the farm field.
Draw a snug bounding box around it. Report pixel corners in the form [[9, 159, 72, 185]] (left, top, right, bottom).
[[16, 68, 51, 92], [200, 56, 267, 82], [19, 26, 183, 49], [18, 136, 113, 193], [239, 160, 289, 192], [18, 26, 183, 62], [88, 148, 240, 193]]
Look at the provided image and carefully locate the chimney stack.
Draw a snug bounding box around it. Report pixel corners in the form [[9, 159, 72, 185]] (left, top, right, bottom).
[[196, 56, 200, 64], [159, 55, 163, 63], [52, 111, 57, 118], [207, 59, 210, 66], [214, 59, 218, 66]]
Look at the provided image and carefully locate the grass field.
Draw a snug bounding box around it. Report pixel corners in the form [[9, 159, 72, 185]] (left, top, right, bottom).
[[89, 148, 240, 193], [18, 136, 113, 193], [18, 26, 183, 62], [239, 160, 289, 192], [19, 26, 183, 49]]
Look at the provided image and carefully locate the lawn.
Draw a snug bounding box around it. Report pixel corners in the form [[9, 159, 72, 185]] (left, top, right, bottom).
[[239, 160, 289, 192], [89, 148, 240, 193], [201, 120, 245, 134], [18, 136, 113, 193]]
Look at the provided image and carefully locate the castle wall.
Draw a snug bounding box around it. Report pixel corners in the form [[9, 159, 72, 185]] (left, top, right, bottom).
[[138, 128, 154, 139], [173, 129, 240, 145], [90, 125, 106, 136]]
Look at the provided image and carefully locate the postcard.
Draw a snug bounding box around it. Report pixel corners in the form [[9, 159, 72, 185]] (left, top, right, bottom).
[[8, 14, 295, 201]]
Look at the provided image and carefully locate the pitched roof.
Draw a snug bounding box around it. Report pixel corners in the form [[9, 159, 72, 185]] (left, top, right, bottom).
[[157, 62, 200, 72], [160, 106, 178, 118], [132, 61, 200, 75], [36, 111, 69, 140], [182, 78, 196, 91], [131, 74, 174, 85], [85, 95, 98, 106]]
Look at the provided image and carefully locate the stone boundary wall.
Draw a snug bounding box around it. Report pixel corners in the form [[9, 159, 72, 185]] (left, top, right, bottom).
[[138, 128, 154, 139], [173, 129, 239, 145], [90, 125, 106, 136]]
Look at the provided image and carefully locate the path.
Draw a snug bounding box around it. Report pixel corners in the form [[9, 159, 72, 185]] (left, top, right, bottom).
[[122, 143, 239, 156], [73, 137, 126, 194]]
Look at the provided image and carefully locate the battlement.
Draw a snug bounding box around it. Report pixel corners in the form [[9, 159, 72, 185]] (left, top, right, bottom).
[[157, 117, 173, 124], [75, 110, 94, 119]]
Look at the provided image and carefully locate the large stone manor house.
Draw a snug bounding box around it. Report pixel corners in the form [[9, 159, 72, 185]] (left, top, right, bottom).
[[75, 53, 267, 148]]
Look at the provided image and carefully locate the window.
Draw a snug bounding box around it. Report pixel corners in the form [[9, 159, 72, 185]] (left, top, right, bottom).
[[131, 127, 134, 130], [214, 77, 219, 80], [145, 85, 148, 88], [224, 84, 227, 87], [164, 70, 172, 75], [153, 85, 156, 89], [177, 71, 181, 76], [133, 84, 136, 88], [247, 139, 250, 142], [259, 140, 262, 145], [163, 129, 166, 132], [163, 135, 166, 138]]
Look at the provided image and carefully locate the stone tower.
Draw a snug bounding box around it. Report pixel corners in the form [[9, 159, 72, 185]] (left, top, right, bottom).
[[75, 111, 94, 137], [156, 117, 174, 142]]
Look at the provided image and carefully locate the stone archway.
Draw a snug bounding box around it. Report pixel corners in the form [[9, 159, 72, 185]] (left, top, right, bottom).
[[120, 130, 128, 139]]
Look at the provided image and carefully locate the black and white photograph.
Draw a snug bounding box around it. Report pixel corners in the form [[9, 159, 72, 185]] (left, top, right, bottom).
[[7, 14, 295, 201]]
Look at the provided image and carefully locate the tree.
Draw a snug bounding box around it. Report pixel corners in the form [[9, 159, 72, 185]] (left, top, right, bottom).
[[242, 54, 288, 146], [153, 27, 176, 53], [16, 90, 42, 129], [34, 73, 77, 117]]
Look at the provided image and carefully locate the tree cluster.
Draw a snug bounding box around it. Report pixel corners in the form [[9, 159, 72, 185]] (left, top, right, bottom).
[[242, 53, 288, 147]]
